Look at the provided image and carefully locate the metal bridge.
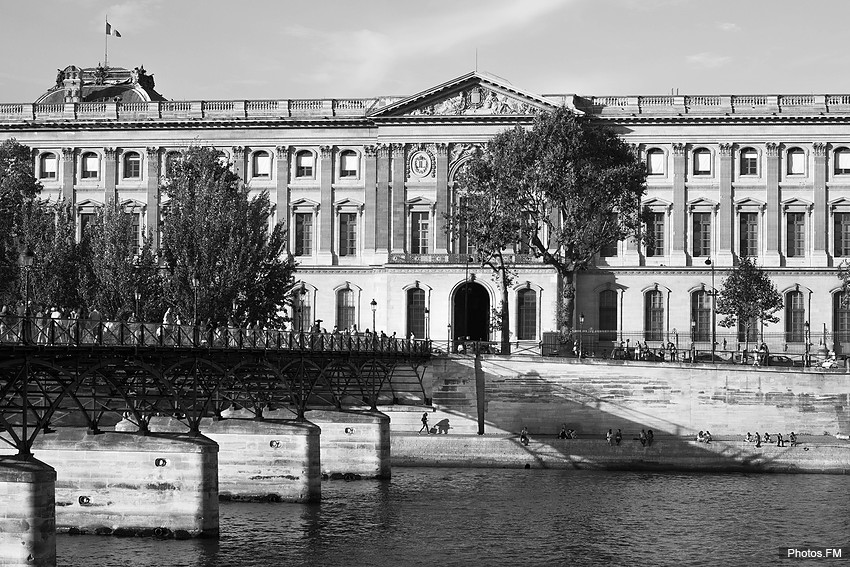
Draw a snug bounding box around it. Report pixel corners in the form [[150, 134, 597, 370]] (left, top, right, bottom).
[[0, 317, 431, 457]]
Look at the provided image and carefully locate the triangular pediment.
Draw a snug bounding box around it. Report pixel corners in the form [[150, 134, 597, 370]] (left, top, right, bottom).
[[369, 71, 562, 118]]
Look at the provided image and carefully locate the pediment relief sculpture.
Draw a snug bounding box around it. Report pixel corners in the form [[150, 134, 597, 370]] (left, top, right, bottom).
[[406, 86, 540, 116]]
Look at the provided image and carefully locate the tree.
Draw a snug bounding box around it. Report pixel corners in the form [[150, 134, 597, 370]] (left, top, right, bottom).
[[0, 138, 43, 302], [446, 149, 523, 354], [159, 146, 295, 325], [716, 256, 783, 351], [455, 107, 647, 332]]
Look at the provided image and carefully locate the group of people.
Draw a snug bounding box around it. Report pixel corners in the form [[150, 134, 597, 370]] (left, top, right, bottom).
[[557, 424, 578, 439], [696, 430, 713, 444], [745, 431, 798, 448]]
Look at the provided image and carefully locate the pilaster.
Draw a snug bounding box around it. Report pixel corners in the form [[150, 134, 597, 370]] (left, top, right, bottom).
[[375, 145, 390, 262], [812, 142, 829, 265], [275, 146, 291, 254], [145, 147, 160, 247], [434, 143, 449, 253], [717, 143, 735, 265], [363, 145, 378, 261], [318, 145, 334, 263], [671, 143, 687, 264], [103, 147, 117, 204], [61, 147, 75, 208], [391, 144, 406, 254], [764, 142, 781, 266]]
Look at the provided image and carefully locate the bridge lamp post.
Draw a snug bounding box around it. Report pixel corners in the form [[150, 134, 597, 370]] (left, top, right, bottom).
[[804, 320, 810, 366], [191, 275, 199, 325], [705, 258, 716, 361], [578, 312, 585, 358], [370, 298, 377, 332], [18, 245, 35, 345], [298, 286, 307, 331], [134, 288, 141, 319], [424, 307, 430, 340]]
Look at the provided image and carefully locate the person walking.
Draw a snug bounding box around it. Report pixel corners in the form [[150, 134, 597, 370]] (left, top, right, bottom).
[[646, 429, 654, 447], [639, 429, 647, 446], [615, 429, 622, 446], [606, 429, 614, 446], [418, 412, 430, 434]]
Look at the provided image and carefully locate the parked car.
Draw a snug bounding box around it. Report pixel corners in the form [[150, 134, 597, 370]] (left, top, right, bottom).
[[766, 354, 796, 367]]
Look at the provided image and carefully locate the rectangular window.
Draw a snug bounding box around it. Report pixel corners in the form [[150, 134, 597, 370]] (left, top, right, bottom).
[[740, 151, 758, 176], [40, 155, 57, 179], [296, 153, 313, 178], [517, 290, 537, 340], [647, 151, 664, 175], [645, 291, 664, 342], [411, 211, 430, 254], [338, 213, 357, 257], [253, 153, 271, 178], [739, 212, 759, 257], [692, 213, 711, 257], [124, 154, 141, 179], [647, 212, 665, 257], [340, 153, 358, 178], [294, 213, 313, 256], [79, 212, 96, 240], [836, 151, 850, 175], [124, 212, 140, 255], [786, 292, 805, 343], [694, 151, 711, 175], [787, 212, 805, 258], [693, 292, 711, 342], [82, 155, 99, 179], [834, 213, 850, 257]]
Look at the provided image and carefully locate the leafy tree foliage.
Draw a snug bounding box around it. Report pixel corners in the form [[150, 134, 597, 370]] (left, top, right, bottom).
[[716, 256, 783, 349], [453, 107, 647, 331], [159, 146, 295, 325]]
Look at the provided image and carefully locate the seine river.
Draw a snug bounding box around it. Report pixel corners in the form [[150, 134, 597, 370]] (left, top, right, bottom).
[[57, 468, 849, 567]]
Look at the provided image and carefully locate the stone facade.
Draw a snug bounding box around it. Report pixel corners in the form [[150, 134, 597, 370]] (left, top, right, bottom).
[[3, 67, 850, 353]]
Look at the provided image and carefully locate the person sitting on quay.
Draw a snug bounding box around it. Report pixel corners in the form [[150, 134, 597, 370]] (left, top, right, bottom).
[[558, 424, 568, 439], [639, 429, 647, 446], [776, 432, 786, 447], [789, 432, 798, 447], [696, 430, 705, 443], [745, 432, 753, 443], [703, 430, 712, 444], [763, 432, 772, 444], [606, 428, 614, 446], [754, 432, 762, 447], [568, 429, 578, 439], [520, 426, 530, 446]]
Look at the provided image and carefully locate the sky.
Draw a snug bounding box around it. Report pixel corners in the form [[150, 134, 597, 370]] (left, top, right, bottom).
[[3, 0, 850, 103]]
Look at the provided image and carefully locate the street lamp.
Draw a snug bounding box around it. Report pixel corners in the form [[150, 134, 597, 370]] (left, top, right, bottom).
[[804, 320, 810, 366], [134, 288, 141, 319], [579, 312, 585, 358], [424, 307, 430, 340], [370, 298, 377, 332], [17, 245, 35, 344], [298, 286, 307, 332], [191, 275, 199, 325], [691, 319, 696, 362]]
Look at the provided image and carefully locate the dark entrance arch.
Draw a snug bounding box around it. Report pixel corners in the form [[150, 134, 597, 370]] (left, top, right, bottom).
[[453, 281, 490, 344]]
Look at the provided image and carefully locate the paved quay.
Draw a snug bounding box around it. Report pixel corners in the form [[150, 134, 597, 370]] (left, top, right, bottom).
[[391, 432, 850, 474]]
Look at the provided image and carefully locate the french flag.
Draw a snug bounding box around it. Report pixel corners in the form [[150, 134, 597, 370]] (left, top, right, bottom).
[[105, 22, 121, 37]]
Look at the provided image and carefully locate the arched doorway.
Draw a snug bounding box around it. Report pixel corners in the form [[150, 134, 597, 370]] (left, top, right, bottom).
[[453, 281, 490, 344]]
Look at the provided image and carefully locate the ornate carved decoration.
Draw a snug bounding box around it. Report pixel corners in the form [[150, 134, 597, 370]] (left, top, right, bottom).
[[719, 143, 733, 156], [434, 143, 448, 157], [320, 145, 333, 159], [672, 143, 686, 156], [406, 87, 539, 116], [145, 146, 160, 159], [407, 143, 436, 179], [391, 143, 405, 156], [364, 145, 377, 158], [61, 147, 75, 161], [813, 142, 827, 157], [376, 144, 390, 159], [232, 146, 245, 159], [275, 145, 289, 159], [449, 143, 483, 166], [765, 142, 778, 157], [104, 147, 116, 158]]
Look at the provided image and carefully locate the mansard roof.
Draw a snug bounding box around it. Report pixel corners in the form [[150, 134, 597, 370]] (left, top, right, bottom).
[[35, 64, 166, 104]]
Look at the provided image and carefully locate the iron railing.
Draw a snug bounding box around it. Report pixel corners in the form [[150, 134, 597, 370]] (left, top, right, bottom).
[[0, 315, 430, 356]]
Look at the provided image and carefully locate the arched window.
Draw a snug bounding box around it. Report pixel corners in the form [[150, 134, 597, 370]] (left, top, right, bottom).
[[339, 150, 358, 178], [787, 147, 805, 176], [598, 289, 617, 341], [835, 148, 850, 175], [833, 292, 850, 352], [406, 288, 426, 339], [740, 148, 758, 176], [693, 148, 711, 176], [39, 152, 57, 179], [295, 150, 314, 178], [123, 151, 141, 179], [785, 290, 805, 342], [252, 150, 271, 178], [291, 288, 311, 332], [336, 288, 355, 330], [644, 290, 664, 342], [646, 148, 664, 175], [691, 290, 711, 342], [516, 288, 537, 340], [81, 151, 99, 179]]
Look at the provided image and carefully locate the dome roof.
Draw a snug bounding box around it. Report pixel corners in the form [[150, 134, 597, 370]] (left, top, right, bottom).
[[35, 64, 166, 104]]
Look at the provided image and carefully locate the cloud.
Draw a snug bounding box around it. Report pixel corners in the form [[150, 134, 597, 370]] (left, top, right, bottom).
[[282, 0, 568, 93], [686, 52, 732, 69], [717, 22, 740, 32]]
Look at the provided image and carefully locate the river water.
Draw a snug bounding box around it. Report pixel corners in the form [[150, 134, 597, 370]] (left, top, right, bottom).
[[57, 468, 849, 567]]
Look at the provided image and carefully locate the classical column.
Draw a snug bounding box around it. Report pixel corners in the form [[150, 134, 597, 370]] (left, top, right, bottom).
[[434, 143, 449, 254], [363, 145, 378, 258], [764, 142, 781, 266], [61, 147, 75, 207], [232, 146, 245, 182], [391, 144, 406, 254], [375, 144, 390, 262], [318, 145, 334, 262], [671, 143, 687, 264], [717, 143, 734, 265], [104, 147, 117, 204], [813, 142, 828, 265], [145, 147, 160, 247], [275, 146, 290, 253]]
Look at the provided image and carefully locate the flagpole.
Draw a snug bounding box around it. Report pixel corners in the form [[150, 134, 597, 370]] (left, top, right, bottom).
[[104, 15, 108, 69]]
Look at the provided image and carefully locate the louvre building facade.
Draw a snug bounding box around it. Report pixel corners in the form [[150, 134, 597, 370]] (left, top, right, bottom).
[[3, 64, 850, 354]]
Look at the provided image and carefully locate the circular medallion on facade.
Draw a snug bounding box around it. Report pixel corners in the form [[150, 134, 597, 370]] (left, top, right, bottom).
[[410, 150, 432, 177]]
